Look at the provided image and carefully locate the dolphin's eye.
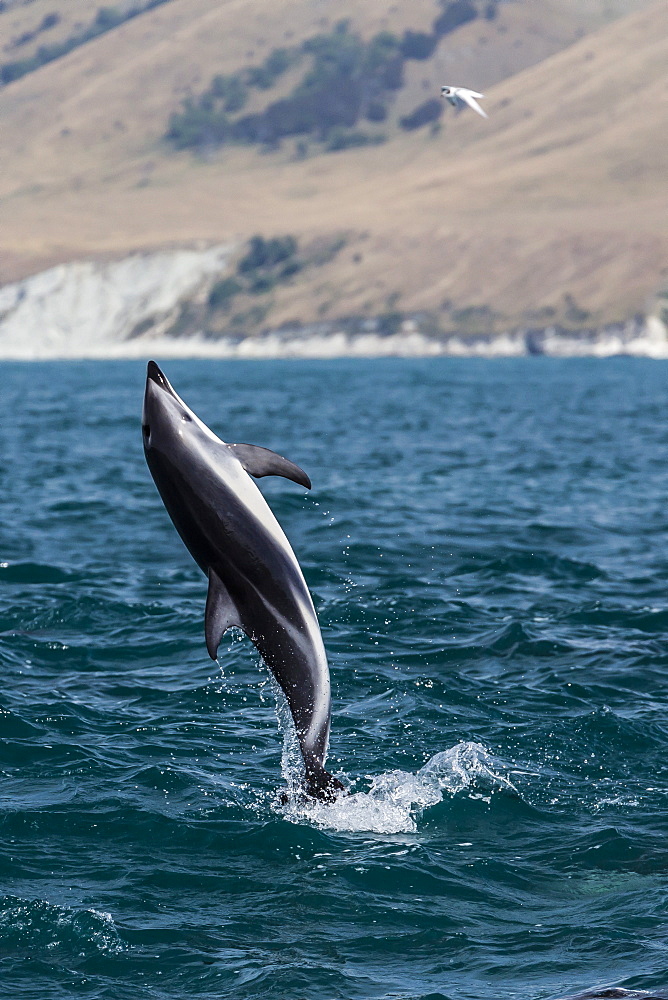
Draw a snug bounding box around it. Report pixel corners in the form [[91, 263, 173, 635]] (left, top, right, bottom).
[[181, 413, 192, 422], [142, 423, 151, 442]]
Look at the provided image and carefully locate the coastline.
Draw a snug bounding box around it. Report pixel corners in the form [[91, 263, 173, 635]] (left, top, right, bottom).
[[0, 250, 666, 360]]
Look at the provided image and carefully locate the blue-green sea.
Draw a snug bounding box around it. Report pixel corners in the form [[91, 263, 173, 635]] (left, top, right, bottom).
[[1, 358, 668, 1000]]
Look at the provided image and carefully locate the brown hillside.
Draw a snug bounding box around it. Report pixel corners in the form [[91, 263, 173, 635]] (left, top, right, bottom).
[[0, 0, 665, 331]]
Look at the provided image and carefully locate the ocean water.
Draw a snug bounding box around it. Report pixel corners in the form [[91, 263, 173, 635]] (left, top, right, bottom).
[[1, 357, 668, 1000]]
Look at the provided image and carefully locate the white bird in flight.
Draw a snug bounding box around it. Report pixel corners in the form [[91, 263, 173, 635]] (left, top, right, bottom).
[[440, 85, 488, 119]]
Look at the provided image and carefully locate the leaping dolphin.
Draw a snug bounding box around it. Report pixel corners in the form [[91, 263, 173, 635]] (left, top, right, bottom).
[[142, 361, 343, 801]]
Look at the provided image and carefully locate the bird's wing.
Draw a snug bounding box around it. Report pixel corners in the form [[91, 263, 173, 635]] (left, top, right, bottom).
[[458, 89, 488, 118]]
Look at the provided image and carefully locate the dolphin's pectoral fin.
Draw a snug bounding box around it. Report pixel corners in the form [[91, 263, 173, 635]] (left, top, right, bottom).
[[205, 568, 244, 660], [230, 443, 311, 490]]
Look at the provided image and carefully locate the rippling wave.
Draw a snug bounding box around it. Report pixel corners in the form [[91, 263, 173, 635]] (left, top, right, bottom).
[[1, 359, 668, 1000]]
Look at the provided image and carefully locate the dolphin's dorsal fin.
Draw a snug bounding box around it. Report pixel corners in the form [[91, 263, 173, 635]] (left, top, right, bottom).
[[205, 568, 243, 660], [230, 443, 311, 490]]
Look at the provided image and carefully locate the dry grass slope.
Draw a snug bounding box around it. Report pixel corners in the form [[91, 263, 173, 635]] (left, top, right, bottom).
[[0, 0, 665, 331]]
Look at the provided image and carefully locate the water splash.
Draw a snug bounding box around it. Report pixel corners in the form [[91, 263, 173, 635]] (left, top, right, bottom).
[[277, 694, 307, 800], [280, 742, 517, 834]]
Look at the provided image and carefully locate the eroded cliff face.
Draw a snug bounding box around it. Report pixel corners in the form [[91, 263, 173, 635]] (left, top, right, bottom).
[[0, 246, 230, 360], [0, 247, 666, 360]]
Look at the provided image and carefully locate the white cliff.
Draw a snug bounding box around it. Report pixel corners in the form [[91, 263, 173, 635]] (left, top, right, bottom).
[[0, 246, 230, 360], [0, 247, 666, 359]]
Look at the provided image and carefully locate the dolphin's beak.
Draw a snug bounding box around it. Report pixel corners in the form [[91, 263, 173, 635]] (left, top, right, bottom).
[[147, 360, 169, 389], [146, 360, 180, 402], [143, 362, 193, 448], [143, 361, 171, 447]]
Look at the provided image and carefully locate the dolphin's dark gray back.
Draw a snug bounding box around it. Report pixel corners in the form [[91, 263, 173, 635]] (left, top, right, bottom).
[[142, 361, 343, 800]]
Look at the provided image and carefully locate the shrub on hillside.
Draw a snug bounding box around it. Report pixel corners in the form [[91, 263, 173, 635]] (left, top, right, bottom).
[[165, 23, 402, 154], [95, 7, 125, 31], [238, 235, 298, 274], [400, 98, 442, 130], [400, 30, 438, 60], [433, 0, 478, 37], [208, 277, 242, 310], [206, 235, 302, 314], [211, 73, 248, 113], [0, 0, 172, 89], [166, 100, 230, 150], [365, 100, 387, 123], [325, 127, 385, 152], [246, 47, 300, 89], [378, 311, 403, 336], [8, 11, 61, 50]]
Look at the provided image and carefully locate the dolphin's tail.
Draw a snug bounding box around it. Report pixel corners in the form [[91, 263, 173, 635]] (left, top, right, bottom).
[[302, 753, 345, 801]]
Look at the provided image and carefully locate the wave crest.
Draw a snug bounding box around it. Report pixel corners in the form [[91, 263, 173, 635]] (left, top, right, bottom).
[[0, 895, 123, 959]]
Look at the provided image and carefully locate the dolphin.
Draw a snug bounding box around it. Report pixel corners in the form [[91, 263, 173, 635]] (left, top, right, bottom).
[[142, 361, 343, 801]]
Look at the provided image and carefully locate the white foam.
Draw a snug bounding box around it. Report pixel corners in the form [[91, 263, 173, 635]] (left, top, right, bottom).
[[280, 742, 517, 834]]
